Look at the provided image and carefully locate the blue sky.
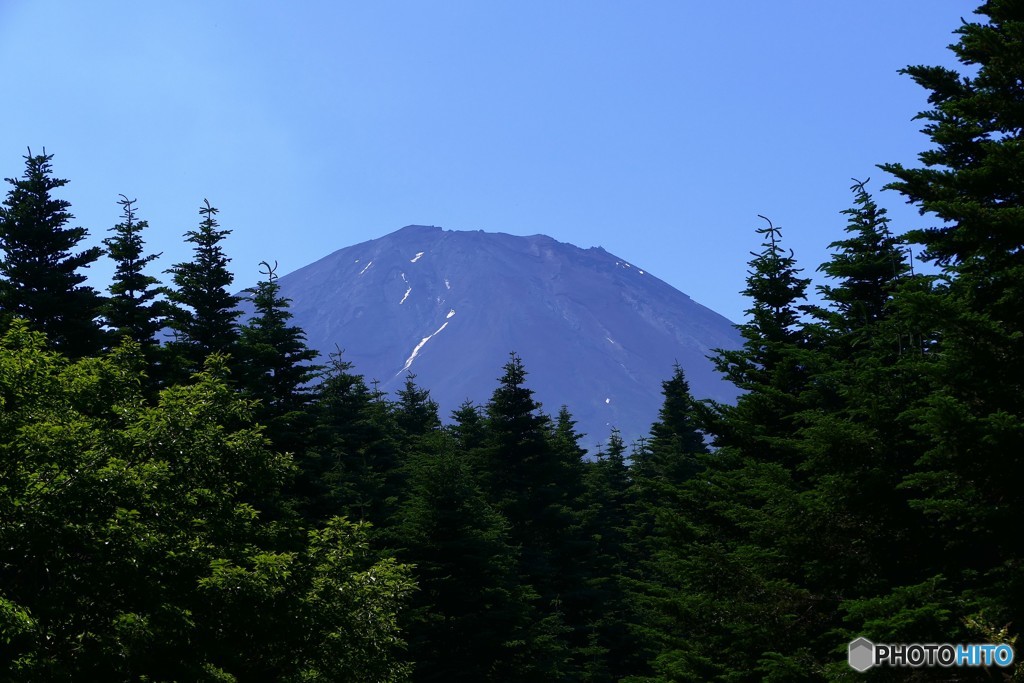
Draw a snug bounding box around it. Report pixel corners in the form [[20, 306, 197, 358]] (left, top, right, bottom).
[[1, 2, 967, 323]]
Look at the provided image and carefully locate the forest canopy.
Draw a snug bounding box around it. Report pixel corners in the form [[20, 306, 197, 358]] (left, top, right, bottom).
[[1, 2, 1023, 680]]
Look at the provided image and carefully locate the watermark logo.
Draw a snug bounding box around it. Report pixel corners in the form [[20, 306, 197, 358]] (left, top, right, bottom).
[[848, 637, 1014, 671]]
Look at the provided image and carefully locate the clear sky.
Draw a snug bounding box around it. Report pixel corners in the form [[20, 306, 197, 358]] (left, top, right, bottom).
[[1, 2, 968, 323]]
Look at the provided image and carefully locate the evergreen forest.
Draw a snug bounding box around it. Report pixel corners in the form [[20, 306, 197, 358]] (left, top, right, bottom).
[[1, 3, 1023, 680]]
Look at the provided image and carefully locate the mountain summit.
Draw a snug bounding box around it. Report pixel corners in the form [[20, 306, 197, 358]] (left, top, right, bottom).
[[274, 225, 742, 450]]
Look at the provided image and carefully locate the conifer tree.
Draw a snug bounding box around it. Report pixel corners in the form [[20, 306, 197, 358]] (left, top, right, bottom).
[[878, 0, 1024, 644], [546, 406, 609, 678], [449, 399, 487, 454], [583, 429, 632, 580], [480, 353, 577, 677], [392, 435, 530, 682], [394, 373, 442, 438], [164, 199, 241, 378], [581, 430, 638, 680], [778, 182, 941, 674], [629, 225, 816, 680], [101, 195, 166, 371], [238, 260, 319, 448], [297, 351, 374, 524], [0, 150, 104, 357], [813, 179, 910, 338], [706, 216, 813, 470], [621, 366, 719, 680], [303, 355, 402, 528], [481, 353, 557, 528], [632, 363, 707, 486]]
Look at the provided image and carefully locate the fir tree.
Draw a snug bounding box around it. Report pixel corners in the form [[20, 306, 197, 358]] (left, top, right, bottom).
[[238, 260, 319, 449], [101, 195, 166, 370], [0, 149, 104, 357], [706, 216, 813, 470], [394, 373, 442, 439], [813, 179, 910, 337], [879, 0, 1024, 646], [449, 399, 487, 454], [581, 430, 639, 680], [627, 224, 818, 679], [480, 353, 576, 678], [302, 354, 402, 529], [391, 435, 530, 682], [164, 199, 241, 378]]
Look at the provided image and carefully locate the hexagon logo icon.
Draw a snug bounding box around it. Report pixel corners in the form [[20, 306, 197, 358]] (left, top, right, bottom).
[[848, 637, 875, 672]]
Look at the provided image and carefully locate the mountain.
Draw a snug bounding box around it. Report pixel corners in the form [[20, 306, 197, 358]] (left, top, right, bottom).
[[272, 224, 742, 451]]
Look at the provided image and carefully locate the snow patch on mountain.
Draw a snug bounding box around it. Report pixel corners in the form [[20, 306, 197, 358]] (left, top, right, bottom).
[[398, 321, 451, 375], [264, 224, 743, 451]]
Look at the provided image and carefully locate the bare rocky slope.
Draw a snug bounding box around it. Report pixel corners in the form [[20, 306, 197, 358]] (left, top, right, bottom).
[[270, 225, 742, 451]]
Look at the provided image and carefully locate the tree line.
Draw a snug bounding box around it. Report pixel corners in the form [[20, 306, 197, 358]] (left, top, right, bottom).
[[1, 3, 1023, 680]]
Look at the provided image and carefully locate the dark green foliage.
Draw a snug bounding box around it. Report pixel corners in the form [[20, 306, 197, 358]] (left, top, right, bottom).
[[706, 217, 814, 473], [392, 435, 530, 682], [813, 179, 910, 336], [715, 216, 811, 391], [878, 0, 1024, 648], [481, 353, 563, 537], [7, 8, 1024, 673], [101, 195, 168, 386], [791, 181, 941, 664], [238, 260, 320, 450], [0, 150, 104, 357], [395, 374, 442, 438], [622, 366, 723, 680], [164, 199, 241, 379], [302, 353, 403, 528], [584, 430, 632, 576], [581, 430, 640, 680], [102, 195, 164, 345], [634, 363, 707, 485], [477, 355, 599, 678], [449, 399, 487, 453]]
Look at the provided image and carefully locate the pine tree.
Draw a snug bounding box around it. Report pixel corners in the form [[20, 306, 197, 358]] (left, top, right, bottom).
[[0, 149, 104, 357], [634, 363, 707, 486], [481, 353, 557, 528], [101, 195, 166, 369], [778, 182, 944, 674], [164, 199, 241, 379]]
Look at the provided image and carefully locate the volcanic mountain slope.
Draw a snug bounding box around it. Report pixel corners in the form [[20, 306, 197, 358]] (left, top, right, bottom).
[[273, 224, 742, 451]]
